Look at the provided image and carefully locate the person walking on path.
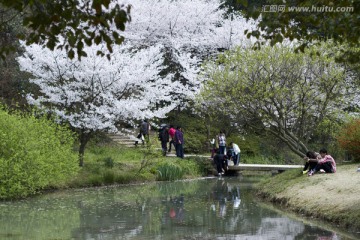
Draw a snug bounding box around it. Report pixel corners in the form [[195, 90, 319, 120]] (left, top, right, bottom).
[[159, 125, 170, 156], [140, 119, 151, 145], [174, 126, 184, 158], [217, 131, 226, 155], [308, 148, 336, 176], [168, 125, 176, 153], [230, 142, 241, 165]]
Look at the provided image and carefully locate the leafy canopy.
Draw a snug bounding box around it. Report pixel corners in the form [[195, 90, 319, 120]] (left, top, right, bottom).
[[0, 0, 131, 60], [200, 43, 354, 157], [237, 0, 360, 63]]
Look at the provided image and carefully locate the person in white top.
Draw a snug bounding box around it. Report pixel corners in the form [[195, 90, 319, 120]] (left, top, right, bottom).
[[230, 142, 241, 165]]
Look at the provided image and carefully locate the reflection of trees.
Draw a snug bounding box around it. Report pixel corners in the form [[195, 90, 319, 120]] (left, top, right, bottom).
[[0, 194, 80, 239], [0, 178, 342, 239], [70, 178, 335, 239]]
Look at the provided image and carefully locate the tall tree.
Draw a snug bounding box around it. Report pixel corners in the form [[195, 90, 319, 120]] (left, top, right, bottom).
[[200, 44, 355, 157], [120, 0, 256, 102], [17, 42, 191, 166], [17, 0, 256, 165]]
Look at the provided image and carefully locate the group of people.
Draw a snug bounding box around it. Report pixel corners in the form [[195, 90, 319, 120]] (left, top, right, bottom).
[[158, 125, 184, 158], [303, 148, 336, 176], [139, 122, 339, 177], [211, 131, 241, 176]]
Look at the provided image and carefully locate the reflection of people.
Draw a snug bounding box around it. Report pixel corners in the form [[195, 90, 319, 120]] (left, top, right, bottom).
[[308, 148, 336, 176], [229, 185, 241, 209], [168, 194, 185, 222], [218, 198, 226, 217]]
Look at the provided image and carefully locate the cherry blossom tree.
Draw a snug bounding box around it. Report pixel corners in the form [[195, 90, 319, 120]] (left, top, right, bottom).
[[18, 42, 187, 166], [17, 0, 256, 166], [121, 0, 256, 96]]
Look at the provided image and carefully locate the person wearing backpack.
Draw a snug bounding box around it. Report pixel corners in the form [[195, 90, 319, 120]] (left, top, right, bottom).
[[159, 125, 170, 156]]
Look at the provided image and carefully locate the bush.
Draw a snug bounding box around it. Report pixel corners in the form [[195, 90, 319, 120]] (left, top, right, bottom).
[[337, 118, 360, 162], [0, 107, 79, 199], [156, 162, 184, 181]]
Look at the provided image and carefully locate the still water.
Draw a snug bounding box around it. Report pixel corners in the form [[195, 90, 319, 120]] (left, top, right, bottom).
[[0, 176, 358, 240]]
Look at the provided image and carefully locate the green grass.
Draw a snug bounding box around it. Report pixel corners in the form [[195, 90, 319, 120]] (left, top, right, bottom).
[[254, 164, 360, 232], [66, 141, 208, 188]]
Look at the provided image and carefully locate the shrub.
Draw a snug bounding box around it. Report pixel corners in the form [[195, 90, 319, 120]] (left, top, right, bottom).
[[337, 118, 360, 162], [103, 157, 114, 168], [156, 162, 184, 181], [0, 107, 79, 199], [103, 170, 115, 184]]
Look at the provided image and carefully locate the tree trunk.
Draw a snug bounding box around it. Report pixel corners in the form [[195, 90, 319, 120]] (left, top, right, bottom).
[[78, 130, 92, 167]]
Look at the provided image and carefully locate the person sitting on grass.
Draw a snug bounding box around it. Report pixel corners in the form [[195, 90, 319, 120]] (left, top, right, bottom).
[[308, 148, 336, 176], [302, 151, 320, 174]]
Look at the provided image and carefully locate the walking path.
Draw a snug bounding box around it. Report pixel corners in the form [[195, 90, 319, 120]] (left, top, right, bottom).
[[109, 130, 301, 173]]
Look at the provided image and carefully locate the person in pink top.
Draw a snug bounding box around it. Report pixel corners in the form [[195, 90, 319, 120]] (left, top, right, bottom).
[[168, 125, 176, 152], [308, 148, 336, 176]]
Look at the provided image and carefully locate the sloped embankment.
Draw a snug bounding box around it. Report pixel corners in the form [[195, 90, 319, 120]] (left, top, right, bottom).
[[255, 164, 360, 232]]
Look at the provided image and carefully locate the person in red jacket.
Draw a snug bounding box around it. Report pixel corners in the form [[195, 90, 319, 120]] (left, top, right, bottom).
[[168, 125, 176, 153]]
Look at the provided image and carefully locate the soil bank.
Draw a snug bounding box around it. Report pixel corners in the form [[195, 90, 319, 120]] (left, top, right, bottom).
[[255, 163, 360, 233]]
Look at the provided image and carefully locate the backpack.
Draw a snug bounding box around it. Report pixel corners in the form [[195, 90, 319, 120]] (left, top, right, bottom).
[[158, 127, 164, 141]]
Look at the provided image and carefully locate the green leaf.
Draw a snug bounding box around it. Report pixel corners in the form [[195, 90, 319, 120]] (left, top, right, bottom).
[[68, 49, 75, 59], [94, 35, 102, 45]]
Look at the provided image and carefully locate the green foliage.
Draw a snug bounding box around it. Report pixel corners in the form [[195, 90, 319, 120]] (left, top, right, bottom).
[[166, 108, 208, 153], [201, 44, 350, 157], [184, 130, 207, 154], [239, 0, 360, 63], [243, 155, 287, 165], [0, 0, 131, 60], [103, 169, 116, 184], [103, 157, 114, 168], [156, 162, 184, 181], [68, 143, 206, 187], [337, 118, 360, 162], [155, 157, 206, 181], [0, 107, 79, 199]]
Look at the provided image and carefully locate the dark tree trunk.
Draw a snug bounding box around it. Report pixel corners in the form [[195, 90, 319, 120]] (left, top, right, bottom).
[[78, 129, 92, 167]]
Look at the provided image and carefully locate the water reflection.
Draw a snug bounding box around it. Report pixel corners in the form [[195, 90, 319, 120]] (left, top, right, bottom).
[[0, 177, 357, 240]]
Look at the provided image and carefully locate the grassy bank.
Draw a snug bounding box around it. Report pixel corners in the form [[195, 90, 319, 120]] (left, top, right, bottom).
[[62, 142, 214, 189], [255, 163, 360, 233]]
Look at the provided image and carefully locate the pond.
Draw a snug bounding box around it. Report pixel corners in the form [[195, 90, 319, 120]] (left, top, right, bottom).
[[0, 176, 358, 240]]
